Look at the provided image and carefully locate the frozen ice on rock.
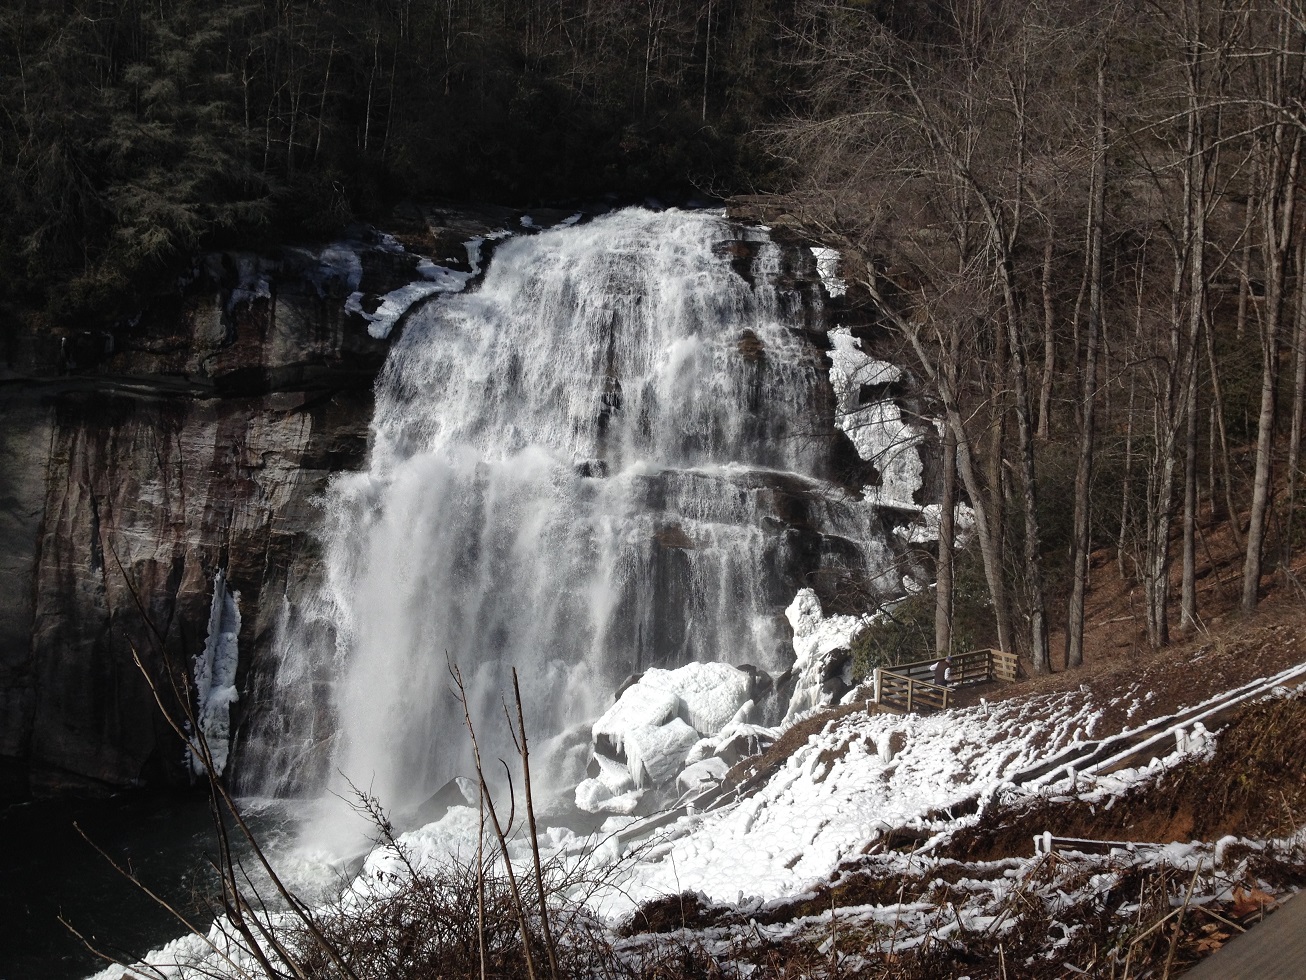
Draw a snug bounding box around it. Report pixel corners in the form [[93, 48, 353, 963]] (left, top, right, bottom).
[[313, 244, 363, 293], [592, 686, 681, 758], [677, 756, 730, 796], [626, 718, 700, 788], [226, 254, 272, 312], [810, 246, 847, 297], [637, 662, 754, 736], [592, 751, 637, 794], [344, 234, 494, 338], [575, 752, 643, 815], [587, 662, 759, 793], [893, 501, 977, 547], [684, 717, 776, 768], [826, 327, 925, 507], [575, 778, 644, 814], [353, 282, 447, 339], [191, 571, 240, 776], [784, 589, 872, 722]]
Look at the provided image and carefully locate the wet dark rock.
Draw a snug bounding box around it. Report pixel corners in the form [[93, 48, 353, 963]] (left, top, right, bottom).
[[736, 663, 774, 701], [411, 776, 476, 827], [614, 672, 645, 700], [0, 240, 413, 800], [653, 524, 695, 550]]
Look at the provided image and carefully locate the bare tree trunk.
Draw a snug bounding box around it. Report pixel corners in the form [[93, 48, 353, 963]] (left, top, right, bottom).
[[313, 36, 335, 164], [1119, 254, 1146, 582], [935, 394, 957, 657], [1285, 244, 1306, 561], [362, 31, 379, 153], [1066, 58, 1106, 670], [1180, 141, 1209, 631], [1242, 117, 1301, 613], [997, 262, 1049, 671], [1204, 318, 1243, 547], [1037, 233, 1056, 440]]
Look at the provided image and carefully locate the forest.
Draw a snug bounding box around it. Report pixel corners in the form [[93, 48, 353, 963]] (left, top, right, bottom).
[[5, 0, 1306, 674], [0, 0, 794, 322], [775, 0, 1306, 675]]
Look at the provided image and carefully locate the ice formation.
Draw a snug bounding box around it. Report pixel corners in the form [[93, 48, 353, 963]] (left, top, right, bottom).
[[810, 246, 847, 297], [191, 571, 241, 776], [783, 588, 872, 722], [344, 235, 490, 339], [827, 326, 926, 508], [582, 661, 757, 804]]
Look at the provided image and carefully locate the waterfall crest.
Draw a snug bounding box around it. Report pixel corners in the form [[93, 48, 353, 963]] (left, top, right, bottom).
[[241, 209, 912, 843]]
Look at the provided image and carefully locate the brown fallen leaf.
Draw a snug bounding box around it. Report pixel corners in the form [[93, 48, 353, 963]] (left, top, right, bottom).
[[1230, 885, 1276, 919]]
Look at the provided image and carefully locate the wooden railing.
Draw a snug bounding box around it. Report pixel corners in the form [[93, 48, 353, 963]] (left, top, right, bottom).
[[872, 648, 1018, 714], [874, 669, 951, 713]]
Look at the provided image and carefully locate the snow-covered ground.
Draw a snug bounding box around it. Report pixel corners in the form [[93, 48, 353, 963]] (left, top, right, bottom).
[[582, 687, 1109, 916], [92, 661, 1306, 980]]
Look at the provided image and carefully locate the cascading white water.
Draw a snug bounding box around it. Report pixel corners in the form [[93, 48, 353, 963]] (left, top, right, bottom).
[[243, 208, 911, 847]]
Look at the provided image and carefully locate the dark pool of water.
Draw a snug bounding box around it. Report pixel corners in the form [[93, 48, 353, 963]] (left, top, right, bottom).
[[0, 790, 237, 980]]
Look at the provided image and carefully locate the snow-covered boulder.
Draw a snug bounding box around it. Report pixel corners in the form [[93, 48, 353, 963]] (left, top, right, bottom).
[[684, 715, 775, 769], [677, 757, 730, 798], [592, 686, 681, 759], [586, 662, 773, 803], [576, 754, 645, 814], [636, 662, 753, 736], [625, 718, 700, 788]]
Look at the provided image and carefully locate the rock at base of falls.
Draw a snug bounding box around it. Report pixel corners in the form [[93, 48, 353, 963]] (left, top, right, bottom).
[[592, 687, 683, 761], [625, 718, 700, 788], [575, 753, 644, 815], [677, 756, 730, 797], [577, 660, 765, 813], [633, 662, 754, 737]]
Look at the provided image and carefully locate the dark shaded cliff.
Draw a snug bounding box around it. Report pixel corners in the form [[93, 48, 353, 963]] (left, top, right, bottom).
[[0, 210, 510, 800]]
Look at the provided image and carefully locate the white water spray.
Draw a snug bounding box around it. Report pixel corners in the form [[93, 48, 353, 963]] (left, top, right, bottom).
[[243, 209, 913, 848]]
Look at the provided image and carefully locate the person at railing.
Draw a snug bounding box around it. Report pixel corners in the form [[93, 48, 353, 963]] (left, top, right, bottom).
[[932, 655, 953, 687]]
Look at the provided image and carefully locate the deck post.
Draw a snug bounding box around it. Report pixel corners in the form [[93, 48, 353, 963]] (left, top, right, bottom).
[[873, 667, 882, 706], [907, 677, 914, 712]]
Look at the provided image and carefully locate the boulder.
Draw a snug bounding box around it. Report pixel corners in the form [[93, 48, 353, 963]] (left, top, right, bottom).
[[625, 718, 700, 788]]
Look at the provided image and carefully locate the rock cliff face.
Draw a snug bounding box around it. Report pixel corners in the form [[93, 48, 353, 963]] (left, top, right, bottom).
[[0, 210, 509, 800]]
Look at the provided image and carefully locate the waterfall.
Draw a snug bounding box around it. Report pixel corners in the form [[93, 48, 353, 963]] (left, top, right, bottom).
[[240, 208, 914, 847]]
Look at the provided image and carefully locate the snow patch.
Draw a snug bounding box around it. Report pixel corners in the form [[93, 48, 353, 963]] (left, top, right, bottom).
[[810, 246, 847, 297]]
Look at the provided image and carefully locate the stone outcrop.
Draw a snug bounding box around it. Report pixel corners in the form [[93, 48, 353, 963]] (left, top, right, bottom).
[[0, 211, 507, 800]]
